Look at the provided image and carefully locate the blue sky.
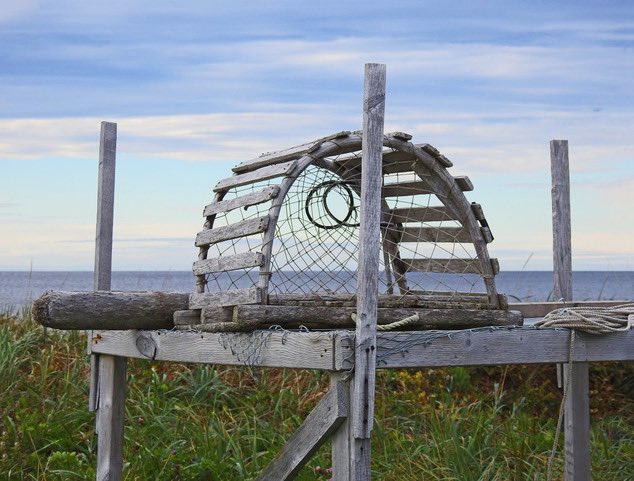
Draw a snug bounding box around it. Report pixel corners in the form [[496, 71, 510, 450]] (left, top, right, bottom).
[[1, 0, 633, 271]]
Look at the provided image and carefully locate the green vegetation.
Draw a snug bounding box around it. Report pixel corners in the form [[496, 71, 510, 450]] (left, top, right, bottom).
[[1, 312, 632, 480]]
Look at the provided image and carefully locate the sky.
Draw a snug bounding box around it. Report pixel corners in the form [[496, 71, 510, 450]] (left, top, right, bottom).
[[1, 0, 633, 272]]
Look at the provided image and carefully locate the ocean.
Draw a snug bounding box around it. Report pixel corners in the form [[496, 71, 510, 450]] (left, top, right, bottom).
[[1, 270, 632, 312]]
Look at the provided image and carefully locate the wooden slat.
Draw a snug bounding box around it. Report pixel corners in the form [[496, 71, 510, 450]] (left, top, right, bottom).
[[192, 252, 263, 275], [195, 215, 269, 246], [403, 257, 489, 274], [233, 305, 522, 330], [269, 292, 495, 309], [400, 226, 472, 243], [255, 380, 349, 481], [454, 176, 474, 191], [232, 131, 351, 174], [214, 160, 296, 193], [189, 287, 261, 308], [203, 186, 279, 217], [339, 328, 634, 370], [509, 300, 629, 319], [91, 329, 336, 370], [387, 206, 459, 223], [382, 181, 432, 197], [173, 309, 202, 326], [419, 144, 453, 167], [388, 131, 413, 141]]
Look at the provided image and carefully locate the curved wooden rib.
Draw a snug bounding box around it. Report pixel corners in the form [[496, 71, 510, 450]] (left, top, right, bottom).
[[192, 130, 501, 312]]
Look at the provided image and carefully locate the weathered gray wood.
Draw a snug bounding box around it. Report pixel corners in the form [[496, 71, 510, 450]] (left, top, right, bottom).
[[388, 206, 458, 223], [403, 257, 493, 274], [399, 226, 471, 243], [189, 287, 261, 308], [90, 121, 118, 413], [201, 306, 234, 323], [214, 160, 297, 192], [96, 353, 126, 481], [173, 309, 202, 326], [454, 175, 474, 192], [256, 380, 349, 480], [551, 139, 590, 481], [195, 215, 269, 246], [551, 140, 573, 302], [269, 292, 494, 308], [232, 305, 522, 329], [382, 180, 433, 197], [91, 329, 337, 370], [331, 328, 634, 370], [417, 144, 452, 167], [33, 290, 188, 330], [564, 360, 590, 481], [192, 252, 264, 275], [352, 64, 385, 481], [94, 122, 117, 292], [202, 186, 279, 217], [232, 131, 351, 174], [330, 373, 352, 480], [509, 300, 628, 319]]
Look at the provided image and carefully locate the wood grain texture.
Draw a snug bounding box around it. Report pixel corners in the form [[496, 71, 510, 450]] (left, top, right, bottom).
[[255, 380, 349, 480], [551, 139, 572, 302], [94, 121, 117, 292], [353, 63, 385, 447], [96, 354, 126, 481], [509, 300, 629, 318], [91, 329, 336, 369], [189, 287, 262, 308], [403, 257, 493, 275], [387, 206, 458, 223], [192, 252, 263, 275], [332, 328, 634, 370], [214, 160, 296, 192], [399, 226, 471, 243], [33, 290, 188, 330], [195, 216, 269, 246], [202, 186, 279, 217], [232, 131, 351, 174], [232, 305, 522, 329]]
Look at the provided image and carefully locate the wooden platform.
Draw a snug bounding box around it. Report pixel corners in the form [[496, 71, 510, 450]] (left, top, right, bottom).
[[91, 326, 634, 370]]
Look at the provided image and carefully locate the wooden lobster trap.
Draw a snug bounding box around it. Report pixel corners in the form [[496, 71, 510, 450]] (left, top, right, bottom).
[[175, 130, 521, 332]]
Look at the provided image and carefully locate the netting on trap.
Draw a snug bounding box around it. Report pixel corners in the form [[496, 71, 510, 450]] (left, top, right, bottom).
[[191, 131, 501, 314]]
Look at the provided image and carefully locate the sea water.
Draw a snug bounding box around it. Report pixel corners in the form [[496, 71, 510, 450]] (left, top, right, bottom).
[[1, 270, 632, 312]]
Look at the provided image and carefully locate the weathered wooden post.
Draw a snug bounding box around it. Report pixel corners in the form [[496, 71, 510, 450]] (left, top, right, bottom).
[[550, 139, 590, 481], [91, 121, 127, 481], [349, 62, 386, 480]]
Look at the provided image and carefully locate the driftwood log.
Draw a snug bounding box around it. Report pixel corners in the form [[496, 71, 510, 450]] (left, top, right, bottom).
[[33, 291, 189, 330]]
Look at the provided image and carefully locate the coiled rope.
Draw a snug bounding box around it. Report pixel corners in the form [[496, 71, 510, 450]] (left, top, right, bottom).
[[533, 303, 634, 334], [535, 303, 633, 480]]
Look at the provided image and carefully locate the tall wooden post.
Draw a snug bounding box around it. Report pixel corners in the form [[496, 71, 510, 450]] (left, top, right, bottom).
[[550, 139, 590, 481], [92, 121, 127, 481], [349, 63, 386, 480]]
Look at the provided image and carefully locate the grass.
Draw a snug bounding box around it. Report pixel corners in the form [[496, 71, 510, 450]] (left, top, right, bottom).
[[1, 312, 633, 480]]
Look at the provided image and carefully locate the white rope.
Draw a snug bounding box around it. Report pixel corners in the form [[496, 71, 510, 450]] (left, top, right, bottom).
[[350, 313, 420, 331], [533, 303, 634, 334]]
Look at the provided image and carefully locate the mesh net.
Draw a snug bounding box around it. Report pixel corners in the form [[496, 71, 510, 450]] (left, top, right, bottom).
[[200, 145, 489, 301]]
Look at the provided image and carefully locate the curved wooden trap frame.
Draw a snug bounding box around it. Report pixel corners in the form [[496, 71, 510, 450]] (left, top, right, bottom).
[[181, 130, 516, 332]]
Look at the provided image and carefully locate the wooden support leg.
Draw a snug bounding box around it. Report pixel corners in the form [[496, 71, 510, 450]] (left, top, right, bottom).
[[256, 379, 349, 481], [96, 355, 127, 481], [331, 374, 351, 480], [564, 362, 591, 481]]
